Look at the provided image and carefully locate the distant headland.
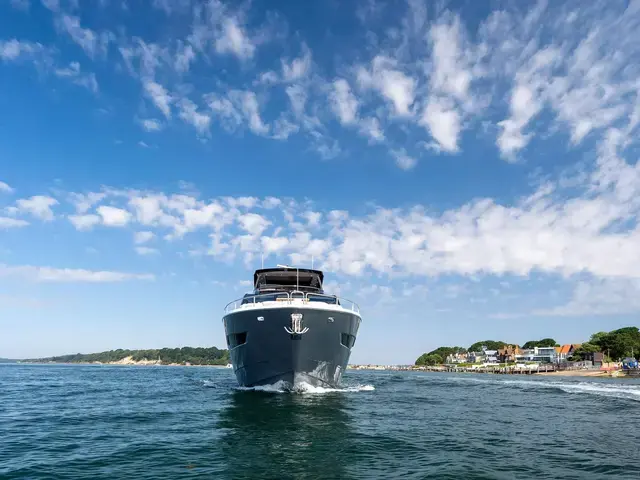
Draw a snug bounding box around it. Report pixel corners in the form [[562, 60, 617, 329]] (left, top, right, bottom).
[[15, 347, 230, 367]]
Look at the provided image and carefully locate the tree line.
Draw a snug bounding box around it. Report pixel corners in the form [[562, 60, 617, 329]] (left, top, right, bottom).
[[415, 327, 640, 366], [22, 346, 230, 366]]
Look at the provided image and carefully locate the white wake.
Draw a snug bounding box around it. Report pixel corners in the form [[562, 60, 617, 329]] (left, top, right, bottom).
[[235, 380, 375, 394], [443, 375, 640, 402]]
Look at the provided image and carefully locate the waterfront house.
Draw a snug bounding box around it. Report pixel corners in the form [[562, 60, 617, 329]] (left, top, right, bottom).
[[532, 346, 557, 363], [466, 349, 497, 364], [516, 348, 535, 361], [445, 352, 469, 364], [484, 350, 498, 363], [467, 351, 482, 363], [497, 345, 522, 363], [556, 344, 580, 362]]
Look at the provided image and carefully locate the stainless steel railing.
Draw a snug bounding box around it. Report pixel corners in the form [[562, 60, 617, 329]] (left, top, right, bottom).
[[223, 291, 360, 314]]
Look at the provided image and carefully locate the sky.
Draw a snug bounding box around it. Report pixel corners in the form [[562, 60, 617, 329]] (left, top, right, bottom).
[[1, 0, 640, 364]]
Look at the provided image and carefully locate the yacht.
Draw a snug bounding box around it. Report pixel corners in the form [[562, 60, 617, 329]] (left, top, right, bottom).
[[222, 265, 362, 388]]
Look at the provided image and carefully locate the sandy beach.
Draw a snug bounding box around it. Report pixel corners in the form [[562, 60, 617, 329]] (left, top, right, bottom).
[[536, 369, 619, 377]]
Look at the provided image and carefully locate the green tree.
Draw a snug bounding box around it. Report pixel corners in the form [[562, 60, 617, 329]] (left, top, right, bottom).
[[522, 338, 557, 349], [23, 346, 230, 366], [589, 327, 640, 360], [415, 353, 443, 366], [428, 346, 466, 360], [415, 346, 467, 365], [589, 331, 609, 346], [468, 340, 508, 352], [569, 342, 600, 361]]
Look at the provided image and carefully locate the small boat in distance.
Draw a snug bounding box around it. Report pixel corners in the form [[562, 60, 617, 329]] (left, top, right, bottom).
[[222, 265, 362, 388]]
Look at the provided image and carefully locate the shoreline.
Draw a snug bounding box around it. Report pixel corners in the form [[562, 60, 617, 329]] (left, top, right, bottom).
[[14, 354, 231, 367], [534, 369, 623, 377], [15, 361, 231, 367]]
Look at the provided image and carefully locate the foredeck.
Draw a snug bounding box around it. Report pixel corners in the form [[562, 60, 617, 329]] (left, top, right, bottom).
[[223, 291, 360, 316]]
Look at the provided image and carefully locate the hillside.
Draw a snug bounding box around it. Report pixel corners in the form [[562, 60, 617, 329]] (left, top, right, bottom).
[[22, 346, 229, 366]]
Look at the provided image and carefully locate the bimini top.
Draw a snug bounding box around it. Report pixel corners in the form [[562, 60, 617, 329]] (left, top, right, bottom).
[[253, 267, 324, 293]]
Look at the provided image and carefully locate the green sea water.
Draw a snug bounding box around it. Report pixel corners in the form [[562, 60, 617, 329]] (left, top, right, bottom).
[[1, 364, 639, 479]]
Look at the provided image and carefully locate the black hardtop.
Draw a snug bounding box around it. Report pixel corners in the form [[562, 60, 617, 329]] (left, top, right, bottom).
[[253, 267, 324, 290]]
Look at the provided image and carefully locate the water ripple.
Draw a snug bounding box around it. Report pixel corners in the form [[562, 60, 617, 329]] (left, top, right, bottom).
[[1, 365, 640, 479]]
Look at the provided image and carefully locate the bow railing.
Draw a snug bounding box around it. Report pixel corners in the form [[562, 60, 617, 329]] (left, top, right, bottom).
[[223, 291, 360, 315]]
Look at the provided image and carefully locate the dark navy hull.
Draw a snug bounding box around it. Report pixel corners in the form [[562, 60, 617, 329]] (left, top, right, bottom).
[[223, 306, 360, 388]]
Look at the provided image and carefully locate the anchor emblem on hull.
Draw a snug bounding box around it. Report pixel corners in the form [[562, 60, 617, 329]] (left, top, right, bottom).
[[285, 313, 309, 335]]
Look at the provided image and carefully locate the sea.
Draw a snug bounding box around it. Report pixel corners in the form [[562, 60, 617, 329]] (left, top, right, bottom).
[[1, 364, 639, 479]]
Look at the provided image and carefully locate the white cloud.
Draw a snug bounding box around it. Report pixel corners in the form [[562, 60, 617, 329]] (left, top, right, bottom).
[[391, 149, 417, 170], [256, 70, 279, 85], [119, 39, 168, 79], [0, 39, 47, 62], [429, 15, 473, 103], [68, 214, 101, 231], [96, 206, 131, 227], [205, 90, 270, 136], [135, 246, 159, 256], [420, 97, 460, 153], [357, 56, 416, 117], [358, 117, 385, 143], [262, 197, 282, 209], [4, 124, 637, 289], [134, 231, 155, 244], [68, 192, 105, 213], [143, 80, 172, 118], [240, 92, 269, 135], [497, 47, 560, 160], [54, 61, 98, 93], [215, 17, 255, 60], [206, 94, 243, 132], [229, 90, 269, 135], [282, 46, 312, 82], [0, 181, 14, 194], [261, 236, 289, 254], [15, 196, 58, 221], [174, 41, 195, 73], [303, 211, 321, 227], [41, 0, 59, 12], [227, 196, 257, 209], [285, 85, 307, 118], [271, 117, 299, 140], [127, 194, 187, 232], [330, 79, 358, 125], [178, 98, 211, 135], [421, 14, 474, 152], [0, 264, 154, 282], [3, 0, 635, 176], [140, 118, 162, 132], [55, 15, 111, 59], [0, 217, 29, 229], [238, 213, 270, 236], [4, 1, 640, 310], [128, 195, 166, 225]]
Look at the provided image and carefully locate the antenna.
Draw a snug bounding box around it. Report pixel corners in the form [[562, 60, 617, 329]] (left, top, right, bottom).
[[261, 253, 264, 269]]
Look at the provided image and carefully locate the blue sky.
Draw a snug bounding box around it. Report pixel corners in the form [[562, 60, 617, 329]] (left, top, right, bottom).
[[1, 0, 640, 363]]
